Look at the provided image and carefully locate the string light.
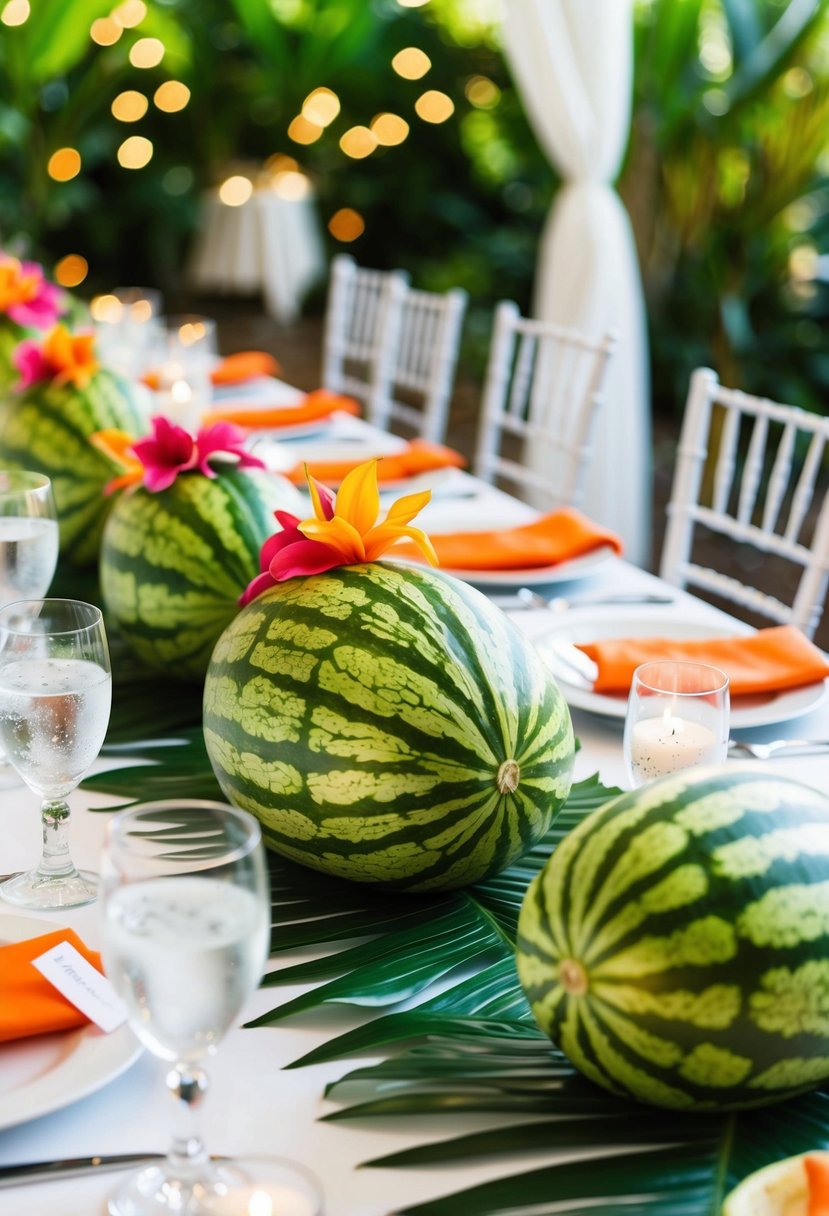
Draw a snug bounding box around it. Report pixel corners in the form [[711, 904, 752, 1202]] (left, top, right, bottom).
[[117, 135, 153, 169], [111, 91, 148, 122], [328, 209, 365, 242], [391, 47, 430, 80], [129, 37, 164, 69], [54, 255, 88, 288], [90, 295, 123, 323], [339, 126, 377, 159], [415, 90, 454, 123], [265, 153, 298, 175], [302, 88, 340, 127], [90, 17, 122, 45], [218, 175, 253, 206], [465, 76, 500, 108], [1, 0, 29, 26], [112, 0, 146, 26], [271, 171, 310, 201], [47, 147, 81, 182], [154, 81, 190, 112], [371, 113, 409, 146], [288, 115, 322, 145]]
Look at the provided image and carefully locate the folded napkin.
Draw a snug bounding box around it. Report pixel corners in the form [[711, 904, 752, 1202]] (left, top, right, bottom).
[[0, 927, 102, 1043], [286, 438, 466, 486], [202, 388, 362, 431], [210, 350, 281, 386], [576, 624, 829, 696], [407, 508, 621, 571]]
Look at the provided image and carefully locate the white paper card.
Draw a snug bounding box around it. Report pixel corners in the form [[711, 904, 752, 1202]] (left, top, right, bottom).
[[32, 941, 128, 1033]]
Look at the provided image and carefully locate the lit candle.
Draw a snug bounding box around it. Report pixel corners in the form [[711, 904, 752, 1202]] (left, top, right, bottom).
[[629, 708, 720, 783], [154, 361, 202, 430]]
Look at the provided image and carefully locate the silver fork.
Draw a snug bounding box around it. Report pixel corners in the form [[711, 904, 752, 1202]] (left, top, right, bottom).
[[500, 588, 675, 613], [728, 739, 829, 760]]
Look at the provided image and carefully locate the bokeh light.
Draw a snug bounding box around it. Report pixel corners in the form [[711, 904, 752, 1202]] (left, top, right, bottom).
[[112, 0, 146, 27], [465, 76, 500, 108], [218, 175, 254, 206], [129, 37, 164, 69], [371, 113, 409, 146], [265, 153, 299, 175], [302, 88, 340, 127], [47, 147, 82, 182], [90, 17, 121, 45], [339, 126, 377, 159], [392, 48, 431, 80], [1, 0, 30, 27], [328, 209, 365, 242], [414, 90, 454, 123], [117, 135, 153, 169], [54, 255, 88, 288], [397, 0, 429, 7], [271, 171, 311, 201], [154, 81, 190, 113], [111, 91, 148, 122], [288, 115, 322, 145], [90, 295, 123, 323]]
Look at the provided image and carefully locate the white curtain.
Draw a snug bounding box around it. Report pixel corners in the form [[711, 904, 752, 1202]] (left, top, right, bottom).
[[502, 0, 651, 565]]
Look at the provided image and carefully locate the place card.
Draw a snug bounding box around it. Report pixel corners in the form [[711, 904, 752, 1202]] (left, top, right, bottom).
[[31, 941, 128, 1033]]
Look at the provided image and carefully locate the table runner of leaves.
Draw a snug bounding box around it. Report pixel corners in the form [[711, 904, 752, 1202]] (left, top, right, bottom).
[[81, 639, 829, 1216]]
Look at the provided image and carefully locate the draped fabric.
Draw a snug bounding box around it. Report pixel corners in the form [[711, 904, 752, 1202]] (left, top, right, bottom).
[[502, 0, 652, 564]]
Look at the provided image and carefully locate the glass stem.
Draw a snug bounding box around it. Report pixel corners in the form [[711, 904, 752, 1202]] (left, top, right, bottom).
[[166, 1063, 209, 1175], [37, 798, 78, 879]]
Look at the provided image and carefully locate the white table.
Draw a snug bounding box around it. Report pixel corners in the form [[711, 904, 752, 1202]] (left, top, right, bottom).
[[1, 411, 828, 1215]]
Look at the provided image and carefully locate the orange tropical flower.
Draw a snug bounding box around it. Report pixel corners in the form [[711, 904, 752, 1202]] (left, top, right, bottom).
[[240, 458, 438, 602], [15, 324, 98, 390], [0, 259, 39, 314], [90, 428, 145, 495]]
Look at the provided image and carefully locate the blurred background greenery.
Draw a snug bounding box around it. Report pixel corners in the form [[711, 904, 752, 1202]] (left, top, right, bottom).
[[1, 0, 829, 417]]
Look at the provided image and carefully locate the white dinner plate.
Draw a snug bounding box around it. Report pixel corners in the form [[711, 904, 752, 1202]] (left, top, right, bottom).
[[439, 545, 616, 588], [0, 914, 141, 1131], [532, 607, 828, 729]]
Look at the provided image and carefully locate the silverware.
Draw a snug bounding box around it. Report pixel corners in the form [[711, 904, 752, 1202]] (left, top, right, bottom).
[[728, 738, 829, 760], [537, 638, 598, 687], [492, 589, 674, 613], [0, 1153, 163, 1188]]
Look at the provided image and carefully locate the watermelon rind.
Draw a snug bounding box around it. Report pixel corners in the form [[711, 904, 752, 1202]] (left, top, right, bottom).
[[203, 561, 575, 891]]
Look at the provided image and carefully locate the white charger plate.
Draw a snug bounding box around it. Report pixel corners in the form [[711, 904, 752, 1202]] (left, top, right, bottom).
[[532, 607, 828, 729], [0, 915, 141, 1131], [440, 545, 615, 588]]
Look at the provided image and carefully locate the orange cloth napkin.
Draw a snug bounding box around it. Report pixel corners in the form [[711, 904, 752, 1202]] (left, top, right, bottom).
[[286, 438, 466, 486], [395, 508, 621, 571], [0, 927, 102, 1043], [576, 624, 829, 696], [201, 388, 362, 431], [210, 350, 281, 386]]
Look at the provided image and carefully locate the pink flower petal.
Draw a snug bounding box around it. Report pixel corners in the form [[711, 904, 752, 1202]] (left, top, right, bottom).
[[13, 341, 50, 388], [268, 538, 343, 580], [239, 570, 278, 606], [194, 421, 266, 477], [309, 476, 336, 521]]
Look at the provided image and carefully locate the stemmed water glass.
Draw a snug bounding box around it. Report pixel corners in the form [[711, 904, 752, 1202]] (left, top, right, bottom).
[[0, 470, 59, 789], [100, 799, 322, 1216], [623, 660, 730, 788], [0, 598, 111, 909]]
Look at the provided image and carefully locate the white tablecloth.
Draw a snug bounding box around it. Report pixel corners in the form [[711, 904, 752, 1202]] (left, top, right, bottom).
[[1, 419, 828, 1214]]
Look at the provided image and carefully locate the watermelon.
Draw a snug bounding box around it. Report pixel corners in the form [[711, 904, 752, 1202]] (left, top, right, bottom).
[[516, 765, 829, 1111], [203, 562, 574, 891], [0, 368, 148, 566], [101, 468, 303, 681]]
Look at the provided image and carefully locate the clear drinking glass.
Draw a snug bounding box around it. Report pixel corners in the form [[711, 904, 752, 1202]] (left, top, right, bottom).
[[0, 598, 111, 908], [100, 800, 322, 1216], [623, 660, 730, 788], [0, 471, 59, 790]]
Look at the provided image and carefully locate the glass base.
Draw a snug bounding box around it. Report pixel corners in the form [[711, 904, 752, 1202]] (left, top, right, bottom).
[[0, 866, 97, 909], [107, 1156, 322, 1216]]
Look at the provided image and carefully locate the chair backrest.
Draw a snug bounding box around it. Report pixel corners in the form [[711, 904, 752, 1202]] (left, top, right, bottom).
[[473, 300, 617, 510], [660, 367, 829, 639], [321, 253, 409, 408], [370, 285, 468, 443]]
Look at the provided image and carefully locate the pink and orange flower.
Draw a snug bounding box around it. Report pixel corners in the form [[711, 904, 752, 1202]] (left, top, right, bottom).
[[240, 458, 438, 603], [92, 415, 266, 495], [14, 325, 98, 390], [0, 255, 62, 330]]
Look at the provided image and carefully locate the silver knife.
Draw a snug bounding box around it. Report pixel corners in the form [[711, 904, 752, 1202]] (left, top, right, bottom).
[[0, 1153, 163, 1187]]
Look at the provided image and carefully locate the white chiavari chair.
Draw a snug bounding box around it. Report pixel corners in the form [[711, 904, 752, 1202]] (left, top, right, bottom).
[[660, 367, 829, 639], [473, 300, 617, 510]]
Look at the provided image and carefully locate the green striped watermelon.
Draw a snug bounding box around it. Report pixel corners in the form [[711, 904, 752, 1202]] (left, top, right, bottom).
[[0, 368, 148, 565], [203, 562, 574, 891], [101, 468, 303, 681], [517, 765, 829, 1111]]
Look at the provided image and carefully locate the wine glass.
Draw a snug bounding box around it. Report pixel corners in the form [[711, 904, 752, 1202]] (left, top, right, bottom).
[[623, 660, 730, 788], [0, 598, 111, 909], [0, 470, 59, 789], [100, 799, 322, 1216]]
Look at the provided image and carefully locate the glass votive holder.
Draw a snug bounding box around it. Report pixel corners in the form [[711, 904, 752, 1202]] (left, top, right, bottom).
[[623, 660, 730, 788], [91, 287, 164, 380], [153, 360, 208, 432]]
